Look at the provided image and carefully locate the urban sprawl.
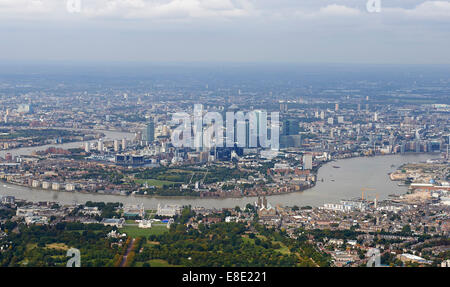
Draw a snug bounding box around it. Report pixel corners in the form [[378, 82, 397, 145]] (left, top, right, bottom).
[[0, 72, 449, 267]]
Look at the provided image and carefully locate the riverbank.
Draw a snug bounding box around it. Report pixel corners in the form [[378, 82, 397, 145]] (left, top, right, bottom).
[[0, 153, 435, 209], [0, 129, 134, 158], [1, 125, 440, 202]]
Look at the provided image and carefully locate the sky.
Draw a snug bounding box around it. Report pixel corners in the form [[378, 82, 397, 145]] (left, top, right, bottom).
[[0, 0, 449, 64]]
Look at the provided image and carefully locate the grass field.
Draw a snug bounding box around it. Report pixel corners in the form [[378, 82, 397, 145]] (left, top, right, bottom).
[[135, 259, 181, 267], [119, 224, 169, 238], [274, 242, 291, 255], [242, 235, 291, 255], [45, 243, 69, 251], [149, 259, 181, 267]]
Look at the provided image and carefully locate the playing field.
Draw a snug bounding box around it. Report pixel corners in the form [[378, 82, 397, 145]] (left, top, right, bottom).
[[119, 224, 169, 238]]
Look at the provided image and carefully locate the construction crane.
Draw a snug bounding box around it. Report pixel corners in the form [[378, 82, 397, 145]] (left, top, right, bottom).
[[188, 172, 195, 185], [361, 187, 375, 201], [201, 168, 209, 184]]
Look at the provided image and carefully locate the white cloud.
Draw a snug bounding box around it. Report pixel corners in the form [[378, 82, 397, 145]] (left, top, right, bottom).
[[318, 4, 361, 16], [0, 0, 448, 22], [0, 0, 56, 15], [110, 0, 254, 20], [0, 1, 448, 64], [386, 1, 450, 19], [0, 0, 254, 20]]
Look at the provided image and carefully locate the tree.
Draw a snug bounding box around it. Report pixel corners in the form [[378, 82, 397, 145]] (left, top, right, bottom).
[[401, 224, 412, 235]]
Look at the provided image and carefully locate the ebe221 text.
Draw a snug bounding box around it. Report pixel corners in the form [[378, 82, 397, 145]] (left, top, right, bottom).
[[182, 271, 267, 285]]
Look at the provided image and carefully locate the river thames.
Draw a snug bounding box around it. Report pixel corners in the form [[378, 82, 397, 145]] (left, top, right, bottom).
[[0, 146, 434, 209]]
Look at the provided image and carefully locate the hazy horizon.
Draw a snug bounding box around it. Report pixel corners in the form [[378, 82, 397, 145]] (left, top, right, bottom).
[[1, 0, 449, 64]]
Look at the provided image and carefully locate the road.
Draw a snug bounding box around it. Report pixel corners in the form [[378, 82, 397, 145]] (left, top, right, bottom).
[[120, 238, 135, 267]]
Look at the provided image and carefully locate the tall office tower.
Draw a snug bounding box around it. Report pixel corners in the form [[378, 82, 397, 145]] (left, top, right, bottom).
[[114, 140, 120, 152], [373, 112, 378, 122], [143, 118, 155, 143], [254, 110, 264, 148], [303, 154, 313, 170], [335, 103, 339, 112], [283, 119, 299, 136], [122, 138, 127, 150], [97, 139, 103, 152], [194, 104, 203, 151], [415, 141, 421, 153], [447, 136, 450, 160], [84, 142, 90, 153], [320, 111, 325, 120], [400, 142, 406, 154], [357, 103, 361, 112], [4, 109, 8, 123], [281, 118, 300, 149], [245, 120, 250, 148]]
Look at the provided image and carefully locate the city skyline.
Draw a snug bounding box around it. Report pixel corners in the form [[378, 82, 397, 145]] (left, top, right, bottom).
[[0, 0, 449, 271]]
